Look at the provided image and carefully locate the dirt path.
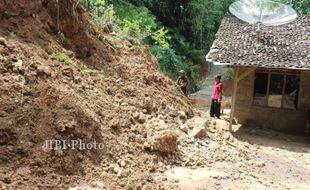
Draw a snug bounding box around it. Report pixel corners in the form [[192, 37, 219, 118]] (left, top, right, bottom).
[[172, 65, 308, 189], [155, 112, 310, 190]]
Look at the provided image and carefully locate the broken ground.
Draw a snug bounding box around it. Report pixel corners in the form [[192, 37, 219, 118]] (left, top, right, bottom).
[[0, 1, 309, 189]]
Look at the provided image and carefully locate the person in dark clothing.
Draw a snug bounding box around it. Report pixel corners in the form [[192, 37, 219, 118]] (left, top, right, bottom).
[[176, 70, 189, 96], [210, 75, 223, 118]]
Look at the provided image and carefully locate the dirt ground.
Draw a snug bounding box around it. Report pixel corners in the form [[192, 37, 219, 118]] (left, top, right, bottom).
[[1, 1, 310, 190], [157, 107, 310, 190], [0, 1, 196, 189]]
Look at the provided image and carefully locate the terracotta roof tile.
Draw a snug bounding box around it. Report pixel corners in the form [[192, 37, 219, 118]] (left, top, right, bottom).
[[206, 15, 310, 70]]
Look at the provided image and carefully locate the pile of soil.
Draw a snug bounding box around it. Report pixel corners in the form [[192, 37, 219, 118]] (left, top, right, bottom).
[[2, 1, 310, 190], [0, 0, 198, 189]]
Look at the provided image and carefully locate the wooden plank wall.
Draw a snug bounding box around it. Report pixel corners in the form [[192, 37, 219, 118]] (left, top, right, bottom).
[[234, 67, 310, 132]]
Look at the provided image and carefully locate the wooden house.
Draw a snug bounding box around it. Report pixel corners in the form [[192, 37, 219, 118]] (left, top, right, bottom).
[[206, 16, 310, 132]]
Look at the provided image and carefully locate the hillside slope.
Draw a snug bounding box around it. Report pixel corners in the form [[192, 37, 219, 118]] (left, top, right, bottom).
[[0, 1, 197, 189]]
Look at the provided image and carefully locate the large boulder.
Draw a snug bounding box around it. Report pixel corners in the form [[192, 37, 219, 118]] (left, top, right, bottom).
[[148, 130, 177, 153], [182, 116, 208, 139], [182, 116, 208, 130], [145, 118, 177, 153], [190, 126, 207, 139]]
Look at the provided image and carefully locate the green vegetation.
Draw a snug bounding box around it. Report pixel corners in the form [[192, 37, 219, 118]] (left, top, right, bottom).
[[56, 32, 67, 44], [0, 53, 4, 61], [279, 0, 310, 15], [9, 31, 17, 38], [52, 49, 92, 74], [295, 0, 310, 15], [53, 51, 77, 67], [81, 68, 93, 76], [78, 0, 309, 92]]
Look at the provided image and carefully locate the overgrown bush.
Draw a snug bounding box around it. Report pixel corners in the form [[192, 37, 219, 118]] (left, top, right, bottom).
[[80, 0, 200, 92]]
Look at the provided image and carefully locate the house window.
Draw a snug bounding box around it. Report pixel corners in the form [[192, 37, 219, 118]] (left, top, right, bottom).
[[253, 72, 268, 106], [253, 70, 300, 109], [268, 74, 284, 108], [283, 75, 300, 109]]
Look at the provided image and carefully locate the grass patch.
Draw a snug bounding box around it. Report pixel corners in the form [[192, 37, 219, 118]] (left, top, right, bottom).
[[53, 51, 77, 67], [9, 31, 17, 38], [56, 32, 67, 44], [81, 68, 92, 76]]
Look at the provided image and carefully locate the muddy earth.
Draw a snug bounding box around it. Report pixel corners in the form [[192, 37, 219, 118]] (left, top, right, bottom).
[[0, 1, 310, 190], [155, 115, 310, 190]]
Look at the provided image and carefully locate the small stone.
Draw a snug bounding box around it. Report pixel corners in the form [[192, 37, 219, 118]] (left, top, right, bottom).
[[121, 102, 128, 106], [137, 113, 147, 124], [211, 120, 216, 125], [110, 119, 119, 129], [179, 124, 188, 133], [61, 67, 73, 78], [132, 112, 139, 119], [37, 65, 52, 78], [178, 111, 187, 120], [116, 78, 122, 83], [191, 126, 207, 139], [183, 116, 208, 129], [143, 142, 151, 149], [113, 166, 121, 174], [73, 76, 82, 84], [223, 132, 232, 140], [141, 185, 152, 190], [120, 160, 126, 167], [0, 37, 7, 46], [116, 169, 123, 177], [149, 130, 177, 153]]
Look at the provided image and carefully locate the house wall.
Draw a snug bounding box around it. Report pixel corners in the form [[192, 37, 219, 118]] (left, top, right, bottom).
[[234, 67, 310, 132]]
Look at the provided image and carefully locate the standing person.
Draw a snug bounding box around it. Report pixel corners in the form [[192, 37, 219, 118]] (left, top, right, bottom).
[[176, 70, 189, 96], [210, 75, 223, 118]]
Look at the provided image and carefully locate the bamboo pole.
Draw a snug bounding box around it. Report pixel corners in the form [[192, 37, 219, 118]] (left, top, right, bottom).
[[229, 66, 240, 132]]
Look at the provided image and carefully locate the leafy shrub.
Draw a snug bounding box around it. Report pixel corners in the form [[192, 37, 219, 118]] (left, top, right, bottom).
[[56, 32, 67, 44], [53, 52, 77, 67], [223, 67, 234, 81], [80, 0, 201, 92]]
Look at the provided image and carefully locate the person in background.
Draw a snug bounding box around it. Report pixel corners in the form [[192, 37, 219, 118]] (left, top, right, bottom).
[[210, 75, 223, 118], [176, 70, 189, 96]]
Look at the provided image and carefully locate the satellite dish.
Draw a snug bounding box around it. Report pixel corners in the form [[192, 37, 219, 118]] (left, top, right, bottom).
[[229, 0, 297, 27]]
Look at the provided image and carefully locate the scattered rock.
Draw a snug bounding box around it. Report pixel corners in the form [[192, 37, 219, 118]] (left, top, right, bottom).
[[223, 132, 232, 141], [0, 37, 7, 46], [178, 111, 187, 120], [148, 130, 177, 153], [109, 119, 119, 129], [15, 166, 31, 176], [179, 124, 188, 134], [36, 65, 51, 78], [137, 113, 147, 124], [141, 185, 152, 190], [190, 125, 207, 139], [146, 118, 167, 133], [183, 116, 208, 130], [211, 120, 216, 125], [61, 67, 73, 78], [73, 76, 82, 84], [132, 112, 140, 119], [120, 160, 126, 167], [143, 142, 151, 149], [113, 165, 122, 174]]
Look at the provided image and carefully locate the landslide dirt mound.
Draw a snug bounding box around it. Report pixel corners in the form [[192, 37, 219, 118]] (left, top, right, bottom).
[[0, 1, 195, 189]]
